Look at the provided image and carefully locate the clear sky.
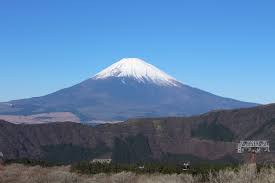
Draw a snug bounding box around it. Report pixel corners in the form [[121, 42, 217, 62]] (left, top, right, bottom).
[[0, 0, 274, 104]]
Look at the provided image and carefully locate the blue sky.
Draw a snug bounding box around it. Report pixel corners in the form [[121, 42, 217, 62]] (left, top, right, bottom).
[[0, 0, 274, 104]]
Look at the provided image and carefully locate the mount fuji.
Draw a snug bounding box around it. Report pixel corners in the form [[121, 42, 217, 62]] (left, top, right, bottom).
[[0, 58, 257, 123]]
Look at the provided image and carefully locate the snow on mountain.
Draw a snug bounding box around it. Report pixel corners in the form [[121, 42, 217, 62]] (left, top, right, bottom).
[[0, 57, 257, 122], [93, 58, 180, 86]]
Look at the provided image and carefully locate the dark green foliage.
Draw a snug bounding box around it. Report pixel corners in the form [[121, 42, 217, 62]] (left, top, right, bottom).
[[4, 159, 56, 167], [111, 134, 153, 164], [42, 143, 110, 165], [191, 122, 234, 141], [71, 162, 137, 174], [162, 153, 239, 166], [71, 161, 240, 175], [112, 138, 130, 164], [71, 162, 184, 175]]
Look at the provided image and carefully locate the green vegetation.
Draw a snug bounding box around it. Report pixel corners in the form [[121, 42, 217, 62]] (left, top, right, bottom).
[[71, 161, 239, 176], [162, 153, 239, 165], [191, 122, 234, 141], [4, 159, 55, 167], [41, 143, 110, 165], [5, 158, 240, 176], [111, 134, 153, 164], [6, 133, 240, 167]]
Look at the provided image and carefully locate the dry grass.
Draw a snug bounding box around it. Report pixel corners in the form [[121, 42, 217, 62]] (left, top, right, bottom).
[[208, 164, 275, 183], [0, 164, 275, 183]]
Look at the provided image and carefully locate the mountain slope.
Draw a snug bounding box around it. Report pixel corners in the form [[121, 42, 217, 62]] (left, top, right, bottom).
[[0, 58, 257, 122], [1, 104, 274, 164]]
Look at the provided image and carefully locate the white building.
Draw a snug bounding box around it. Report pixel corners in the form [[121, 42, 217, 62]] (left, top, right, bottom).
[[91, 159, 112, 164]]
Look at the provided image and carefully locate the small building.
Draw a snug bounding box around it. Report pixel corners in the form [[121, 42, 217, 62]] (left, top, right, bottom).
[[138, 165, 145, 169], [182, 162, 190, 170], [91, 158, 112, 164]]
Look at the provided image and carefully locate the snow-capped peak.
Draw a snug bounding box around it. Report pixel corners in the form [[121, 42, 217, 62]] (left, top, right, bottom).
[[93, 58, 180, 86]]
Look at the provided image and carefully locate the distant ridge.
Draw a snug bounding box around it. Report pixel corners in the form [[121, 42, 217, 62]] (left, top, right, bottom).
[[1, 104, 274, 163]]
